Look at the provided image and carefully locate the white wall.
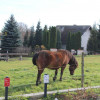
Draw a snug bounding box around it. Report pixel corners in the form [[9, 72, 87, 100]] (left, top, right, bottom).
[[81, 28, 91, 54], [77, 50, 83, 55]]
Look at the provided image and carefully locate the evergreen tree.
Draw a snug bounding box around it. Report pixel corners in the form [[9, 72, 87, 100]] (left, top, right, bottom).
[[66, 32, 71, 51], [28, 26, 35, 49], [73, 33, 76, 50], [42, 25, 50, 49], [66, 32, 81, 51], [42, 25, 48, 48], [35, 21, 42, 46], [46, 31, 50, 49], [23, 30, 29, 47], [1, 15, 21, 53], [49, 26, 57, 48], [97, 33, 100, 50], [87, 29, 98, 52], [75, 32, 81, 50], [78, 32, 81, 49], [97, 26, 100, 50], [56, 29, 62, 49], [70, 33, 74, 50]]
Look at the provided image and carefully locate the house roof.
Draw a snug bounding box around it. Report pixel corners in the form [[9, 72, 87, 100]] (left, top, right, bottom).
[[56, 25, 91, 44]]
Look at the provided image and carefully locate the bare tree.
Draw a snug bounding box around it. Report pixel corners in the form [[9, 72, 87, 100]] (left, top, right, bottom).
[[18, 22, 28, 43]]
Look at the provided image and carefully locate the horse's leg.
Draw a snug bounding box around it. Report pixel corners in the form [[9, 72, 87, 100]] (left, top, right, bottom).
[[38, 70, 43, 84], [60, 66, 66, 81], [53, 69, 58, 81], [36, 69, 44, 86]]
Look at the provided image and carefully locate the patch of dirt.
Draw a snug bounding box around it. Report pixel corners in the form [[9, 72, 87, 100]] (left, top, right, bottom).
[[29, 90, 100, 100], [55, 90, 99, 100]]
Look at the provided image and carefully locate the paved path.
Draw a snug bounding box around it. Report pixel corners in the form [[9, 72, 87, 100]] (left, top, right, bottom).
[[0, 86, 100, 100]]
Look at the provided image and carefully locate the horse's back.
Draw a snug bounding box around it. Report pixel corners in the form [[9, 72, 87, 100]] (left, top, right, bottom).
[[37, 50, 51, 67], [35, 50, 62, 69]]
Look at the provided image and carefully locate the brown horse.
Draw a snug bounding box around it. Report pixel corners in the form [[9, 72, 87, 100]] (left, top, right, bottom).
[[32, 49, 78, 86]]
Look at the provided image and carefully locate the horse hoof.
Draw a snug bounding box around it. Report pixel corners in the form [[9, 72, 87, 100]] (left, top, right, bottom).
[[39, 81, 41, 84], [36, 82, 38, 86], [53, 77, 57, 81], [53, 77, 56, 81], [36, 84, 38, 86]]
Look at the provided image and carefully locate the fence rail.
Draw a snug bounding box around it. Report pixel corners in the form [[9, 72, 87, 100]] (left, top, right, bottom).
[[0, 53, 28, 61], [0, 53, 28, 56]]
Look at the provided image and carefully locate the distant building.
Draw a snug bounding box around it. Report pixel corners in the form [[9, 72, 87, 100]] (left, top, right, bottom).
[[56, 25, 91, 54]]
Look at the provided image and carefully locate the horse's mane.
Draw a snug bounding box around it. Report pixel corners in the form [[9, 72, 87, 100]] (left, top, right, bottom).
[[57, 49, 78, 68], [68, 53, 78, 68], [32, 52, 39, 65]]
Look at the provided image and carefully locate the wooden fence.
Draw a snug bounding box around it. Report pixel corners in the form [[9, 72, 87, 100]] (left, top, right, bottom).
[[0, 53, 28, 61]]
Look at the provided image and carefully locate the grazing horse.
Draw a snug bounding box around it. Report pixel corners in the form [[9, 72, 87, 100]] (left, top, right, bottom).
[[32, 49, 78, 86]]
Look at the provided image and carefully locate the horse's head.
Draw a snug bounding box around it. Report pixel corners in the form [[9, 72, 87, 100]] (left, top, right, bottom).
[[69, 56, 78, 75], [69, 64, 78, 75]]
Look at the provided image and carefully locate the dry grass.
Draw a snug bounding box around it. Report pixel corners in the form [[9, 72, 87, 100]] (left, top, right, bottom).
[[41, 88, 100, 100]]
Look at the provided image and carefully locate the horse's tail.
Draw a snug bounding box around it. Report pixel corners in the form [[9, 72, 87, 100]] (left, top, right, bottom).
[[32, 53, 39, 65]]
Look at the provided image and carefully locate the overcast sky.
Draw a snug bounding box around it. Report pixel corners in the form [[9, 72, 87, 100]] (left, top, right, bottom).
[[0, 0, 100, 31]]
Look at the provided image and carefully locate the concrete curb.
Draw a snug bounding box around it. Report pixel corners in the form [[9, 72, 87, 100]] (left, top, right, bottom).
[[0, 86, 100, 100]]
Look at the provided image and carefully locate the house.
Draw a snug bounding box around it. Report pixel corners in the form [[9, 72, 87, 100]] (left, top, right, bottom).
[[56, 25, 91, 54]]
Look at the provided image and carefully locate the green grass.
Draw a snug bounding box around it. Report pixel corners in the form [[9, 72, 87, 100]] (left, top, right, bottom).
[[0, 55, 100, 97]]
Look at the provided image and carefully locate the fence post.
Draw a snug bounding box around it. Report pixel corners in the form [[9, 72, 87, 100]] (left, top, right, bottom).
[[44, 74, 49, 97], [19, 55, 22, 61], [81, 52, 84, 87], [4, 77, 10, 100]]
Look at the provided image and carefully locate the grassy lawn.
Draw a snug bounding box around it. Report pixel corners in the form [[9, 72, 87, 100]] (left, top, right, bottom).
[[0, 55, 100, 97]]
